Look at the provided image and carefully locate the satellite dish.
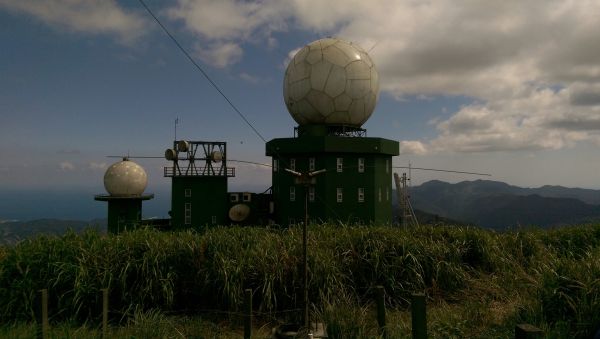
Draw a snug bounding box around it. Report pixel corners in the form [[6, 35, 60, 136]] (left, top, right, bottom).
[[165, 148, 177, 161], [229, 204, 250, 222], [177, 140, 189, 152], [211, 151, 223, 162]]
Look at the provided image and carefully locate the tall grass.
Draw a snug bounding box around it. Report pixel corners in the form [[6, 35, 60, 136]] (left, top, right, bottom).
[[1, 223, 600, 337]]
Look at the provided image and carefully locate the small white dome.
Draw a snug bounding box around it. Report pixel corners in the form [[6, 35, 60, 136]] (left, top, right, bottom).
[[103, 159, 148, 196]]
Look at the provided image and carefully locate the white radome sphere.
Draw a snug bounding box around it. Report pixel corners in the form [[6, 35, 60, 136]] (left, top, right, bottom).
[[283, 38, 379, 127], [103, 159, 148, 196]]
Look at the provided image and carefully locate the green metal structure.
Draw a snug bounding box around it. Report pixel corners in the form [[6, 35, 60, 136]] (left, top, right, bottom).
[[266, 125, 399, 225], [164, 140, 234, 228], [94, 194, 153, 233]]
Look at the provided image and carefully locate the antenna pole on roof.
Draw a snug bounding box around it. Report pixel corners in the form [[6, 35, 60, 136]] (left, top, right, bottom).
[[174, 117, 179, 141]]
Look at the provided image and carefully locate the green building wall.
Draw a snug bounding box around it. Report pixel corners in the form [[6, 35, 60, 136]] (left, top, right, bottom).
[[170, 176, 228, 229], [266, 135, 399, 225]]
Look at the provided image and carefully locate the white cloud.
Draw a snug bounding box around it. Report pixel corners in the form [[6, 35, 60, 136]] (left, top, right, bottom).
[[400, 141, 428, 155], [59, 161, 75, 171], [0, 0, 146, 43], [89, 162, 107, 170], [195, 42, 243, 68], [165, 1, 600, 152], [239, 72, 260, 84]]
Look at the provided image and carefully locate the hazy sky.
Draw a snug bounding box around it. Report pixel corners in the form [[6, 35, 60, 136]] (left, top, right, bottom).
[[2, 0, 600, 211]]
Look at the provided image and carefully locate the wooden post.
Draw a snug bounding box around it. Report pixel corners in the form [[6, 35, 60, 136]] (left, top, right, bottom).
[[515, 324, 544, 339], [101, 288, 109, 338], [244, 289, 252, 339], [411, 293, 427, 339], [375, 286, 388, 339], [36, 289, 49, 339]]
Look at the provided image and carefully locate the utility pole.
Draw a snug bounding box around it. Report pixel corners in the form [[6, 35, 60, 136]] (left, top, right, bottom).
[[284, 167, 326, 332]]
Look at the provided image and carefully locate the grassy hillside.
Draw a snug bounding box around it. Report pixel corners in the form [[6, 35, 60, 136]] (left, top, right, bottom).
[[1, 224, 599, 338]]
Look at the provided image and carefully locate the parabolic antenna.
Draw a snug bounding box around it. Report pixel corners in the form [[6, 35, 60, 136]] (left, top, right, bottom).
[[177, 140, 189, 152], [165, 148, 177, 161], [211, 151, 223, 162], [229, 204, 250, 222]]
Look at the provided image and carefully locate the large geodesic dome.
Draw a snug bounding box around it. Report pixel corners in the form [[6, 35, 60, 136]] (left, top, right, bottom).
[[283, 38, 379, 127], [103, 159, 148, 196]]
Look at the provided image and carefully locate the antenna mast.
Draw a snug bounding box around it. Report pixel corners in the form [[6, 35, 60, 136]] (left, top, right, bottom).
[[394, 172, 419, 227]]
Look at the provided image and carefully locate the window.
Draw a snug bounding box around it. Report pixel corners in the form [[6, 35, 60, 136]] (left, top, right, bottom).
[[290, 158, 296, 171], [185, 188, 191, 197], [337, 158, 343, 172], [358, 188, 365, 202], [184, 203, 191, 225], [230, 194, 239, 202], [243, 192, 252, 202], [309, 186, 315, 202], [211, 215, 217, 224], [290, 186, 296, 202], [378, 188, 382, 202], [309, 157, 315, 171], [358, 158, 365, 173], [337, 188, 343, 202], [386, 159, 389, 174], [273, 159, 278, 172]]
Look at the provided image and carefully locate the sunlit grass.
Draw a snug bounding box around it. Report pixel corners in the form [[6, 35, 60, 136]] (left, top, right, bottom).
[[1, 223, 600, 337]]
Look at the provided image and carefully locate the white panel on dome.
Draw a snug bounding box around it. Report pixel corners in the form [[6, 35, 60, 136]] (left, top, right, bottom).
[[290, 78, 311, 102], [334, 93, 353, 111], [322, 45, 351, 67], [319, 38, 337, 48], [346, 79, 371, 99], [305, 108, 327, 123], [291, 99, 318, 124], [325, 111, 351, 124], [307, 90, 335, 116], [288, 61, 310, 83], [334, 41, 362, 61], [310, 61, 333, 91], [346, 61, 371, 80], [306, 49, 323, 65], [324, 65, 346, 97], [370, 67, 379, 94], [365, 92, 377, 117], [349, 99, 366, 125], [294, 47, 309, 65], [360, 52, 373, 67]]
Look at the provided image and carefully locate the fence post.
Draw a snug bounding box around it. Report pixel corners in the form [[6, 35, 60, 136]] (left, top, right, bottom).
[[36, 289, 49, 339], [411, 293, 427, 339], [375, 285, 387, 339], [101, 288, 109, 338], [515, 324, 543, 339], [244, 289, 252, 339]]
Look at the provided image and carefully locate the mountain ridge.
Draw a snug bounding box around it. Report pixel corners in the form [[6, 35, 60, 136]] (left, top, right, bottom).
[[409, 180, 600, 229]]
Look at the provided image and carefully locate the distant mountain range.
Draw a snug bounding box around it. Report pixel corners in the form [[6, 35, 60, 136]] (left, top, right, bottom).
[[0, 219, 105, 245], [408, 180, 600, 229], [3, 180, 600, 243]]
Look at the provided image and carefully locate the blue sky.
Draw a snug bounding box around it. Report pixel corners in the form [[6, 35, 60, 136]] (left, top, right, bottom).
[[2, 1, 600, 220]]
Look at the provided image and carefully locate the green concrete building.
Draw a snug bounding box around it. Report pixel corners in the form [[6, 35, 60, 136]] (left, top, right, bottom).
[[94, 195, 153, 233], [164, 140, 234, 228], [267, 125, 399, 225]]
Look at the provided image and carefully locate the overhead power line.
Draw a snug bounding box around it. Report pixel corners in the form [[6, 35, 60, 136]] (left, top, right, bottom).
[[137, 0, 267, 144]]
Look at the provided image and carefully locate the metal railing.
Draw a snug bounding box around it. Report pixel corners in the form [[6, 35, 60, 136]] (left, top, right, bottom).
[[164, 166, 235, 177]]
